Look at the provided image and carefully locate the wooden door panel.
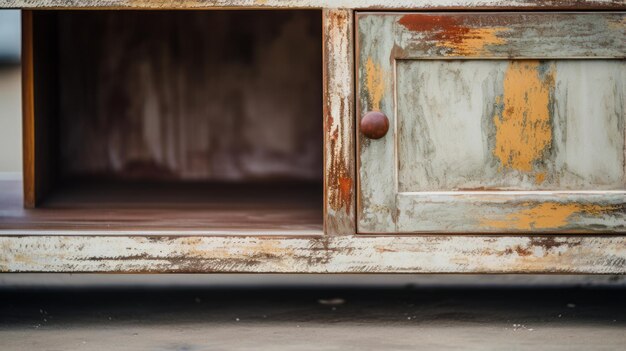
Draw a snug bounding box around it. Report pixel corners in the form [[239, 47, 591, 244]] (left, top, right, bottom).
[[357, 12, 626, 234], [397, 60, 625, 192]]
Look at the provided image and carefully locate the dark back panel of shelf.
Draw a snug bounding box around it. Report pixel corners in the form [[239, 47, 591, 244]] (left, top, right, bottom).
[[23, 11, 60, 208], [55, 10, 323, 183]]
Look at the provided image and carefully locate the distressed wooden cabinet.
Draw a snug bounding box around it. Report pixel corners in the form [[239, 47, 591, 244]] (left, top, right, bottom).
[[357, 12, 625, 234], [0, 1, 625, 274]]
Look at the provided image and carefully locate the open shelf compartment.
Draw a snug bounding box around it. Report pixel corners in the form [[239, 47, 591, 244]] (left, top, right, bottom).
[[15, 10, 324, 234]]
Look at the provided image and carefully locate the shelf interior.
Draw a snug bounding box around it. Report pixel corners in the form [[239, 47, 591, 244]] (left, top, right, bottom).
[[0, 177, 323, 234]]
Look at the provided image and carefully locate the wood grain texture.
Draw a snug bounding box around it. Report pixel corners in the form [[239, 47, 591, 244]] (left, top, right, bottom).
[[394, 13, 625, 58], [323, 9, 355, 236], [357, 12, 626, 234], [21, 10, 35, 208], [54, 11, 322, 182], [0, 179, 322, 234], [3, 0, 625, 10], [1, 235, 625, 273], [23, 11, 60, 208]]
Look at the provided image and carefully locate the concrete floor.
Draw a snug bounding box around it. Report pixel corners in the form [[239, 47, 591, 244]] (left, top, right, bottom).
[[1, 283, 625, 351]]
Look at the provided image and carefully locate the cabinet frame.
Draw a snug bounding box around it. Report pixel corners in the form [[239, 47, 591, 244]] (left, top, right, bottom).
[[2, 1, 626, 274]]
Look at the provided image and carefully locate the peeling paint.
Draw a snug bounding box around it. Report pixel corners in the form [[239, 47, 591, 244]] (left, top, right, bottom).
[[398, 14, 507, 55], [338, 176, 353, 214], [2, 0, 626, 10], [493, 61, 555, 174], [481, 202, 620, 230], [365, 58, 384, 111], [442, 27, 507, 55], [1, 235, 625, 273], [323, 9, 355, 235], [359, 12, 625, 233]]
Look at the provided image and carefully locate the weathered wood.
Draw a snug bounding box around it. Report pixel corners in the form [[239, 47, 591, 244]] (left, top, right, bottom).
[[2, 0, 625, 10], [357, 12, 626, 233], [323, 9, 355, 236], [0, 179, 322, 235], [397, 60, 625, 192], [393, 13, 625, 58], [21, 10, 35, 208], [22, 10, 60, 208], [55, 11, 322, 182], [356, 13, 398, 233], [1, 235, 625, 273], [397, 192, 626, 233]]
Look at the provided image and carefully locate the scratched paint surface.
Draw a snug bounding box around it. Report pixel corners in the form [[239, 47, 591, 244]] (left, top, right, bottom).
[[397, 193, 626, 232], [358, 13, 626, 233], [1, 235, 625, 273], [2, 0, 625, 9], [397, 60, 625, 192], [323, 9, 355, 235]]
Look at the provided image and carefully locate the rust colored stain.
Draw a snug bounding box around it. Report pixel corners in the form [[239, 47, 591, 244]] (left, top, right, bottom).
[[398, 14, 506, 55], [482, 202, 618, 230], [443, 27, 506, 55], [534, 172, 546, 185], [365, 57, 384, 111], [327, 129, 353, 215], [503, 246, 533, 257], [328, 161, 352, 214], [398, 14, 470, 36], [338, 176, 353, 215], [493, 61, 555, 174], [330, 9, 347, 28]]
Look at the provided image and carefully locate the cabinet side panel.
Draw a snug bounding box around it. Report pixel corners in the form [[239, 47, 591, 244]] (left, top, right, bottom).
[[26, 11, 60, 207], [21, 10, 35, 207]]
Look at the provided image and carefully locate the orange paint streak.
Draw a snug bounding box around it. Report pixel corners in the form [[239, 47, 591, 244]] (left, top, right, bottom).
[[482, 202, 617, 230], [441, 27, 507, 55], [534, 172, 546, 185], [493, 61, 555, 173], [338, 176, 353, 215], [397, 14, 506, 55], [365, 58, 384, 111], [327, 134, 352, 214]]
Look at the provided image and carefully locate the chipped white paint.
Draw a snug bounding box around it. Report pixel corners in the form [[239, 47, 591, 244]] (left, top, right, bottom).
[[357, 13, 626, 233], [1, 235, 625, 273], [5, 7, 625, 275], [356, 14, 397, 233], [397, 60, 625, 192], [0, 0, 623, 9], [323, 9, 355, 235], [397, 192, 626, 233]]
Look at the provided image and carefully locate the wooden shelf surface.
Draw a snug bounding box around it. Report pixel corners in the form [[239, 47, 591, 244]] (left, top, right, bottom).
[[0, 178, 323, 235]]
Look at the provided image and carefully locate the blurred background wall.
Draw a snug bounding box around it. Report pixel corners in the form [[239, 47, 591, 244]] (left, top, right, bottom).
[[0, 10, 21, 173]]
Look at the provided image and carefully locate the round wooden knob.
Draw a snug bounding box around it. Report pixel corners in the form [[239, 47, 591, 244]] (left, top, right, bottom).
[[360, 111, 389, 139]]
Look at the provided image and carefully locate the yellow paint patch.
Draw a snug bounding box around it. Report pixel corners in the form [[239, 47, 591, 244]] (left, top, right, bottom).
[[481, 202, 617, 230], [441, 27, 507, 56], [493, 61, 555, 173], [365, 58, 384, 111], [607, 16, 625, 30], [534, 172, 546, 185]]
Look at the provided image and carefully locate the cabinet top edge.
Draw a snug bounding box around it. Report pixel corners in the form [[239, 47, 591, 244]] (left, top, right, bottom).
[[2, 0, 625, 10]]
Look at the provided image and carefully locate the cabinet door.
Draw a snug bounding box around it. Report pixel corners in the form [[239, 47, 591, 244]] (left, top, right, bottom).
[[356, 12, 625, 233]]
